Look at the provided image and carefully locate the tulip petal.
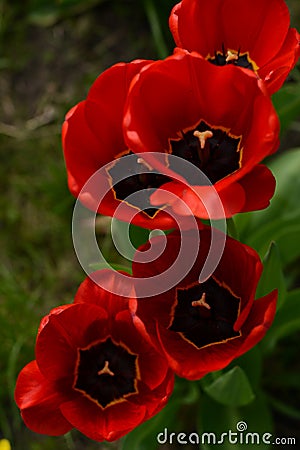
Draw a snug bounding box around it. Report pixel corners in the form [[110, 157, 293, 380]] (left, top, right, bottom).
[[237, 165, 276, 212], [36, 303, 109, 380], [235, 290, 278, 357], [60, 396, 146, 442], [15, 361, 72, 436], [170, 0, 299, 93]]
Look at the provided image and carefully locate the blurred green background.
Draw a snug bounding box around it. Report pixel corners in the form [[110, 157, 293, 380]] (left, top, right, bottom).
[[0, 1, 300, 449]]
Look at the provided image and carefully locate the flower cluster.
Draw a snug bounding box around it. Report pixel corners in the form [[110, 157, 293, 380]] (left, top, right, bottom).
[[15, 0, 299, 443]]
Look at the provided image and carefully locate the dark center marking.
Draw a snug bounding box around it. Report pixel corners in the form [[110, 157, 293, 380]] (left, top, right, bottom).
[[107, 152, 170, 217], [169, 121, 241, 184], [169, 277, 241, 349], [74, 337, 138, 408], [208, 45, 256, 71]]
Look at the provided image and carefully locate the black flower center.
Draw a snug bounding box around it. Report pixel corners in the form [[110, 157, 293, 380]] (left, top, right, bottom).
[[208, 45, 256, 71], [107, 151, 170, 217], [169, 121, 241, 184], [74, 337, 138, 408], [169, 277, 241, 349]]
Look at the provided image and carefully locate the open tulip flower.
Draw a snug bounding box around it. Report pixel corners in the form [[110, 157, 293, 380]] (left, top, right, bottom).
[[132, 229, 277, 380], [124, 50, 280, 219], [169, 0, 300, 94], [15, 271, 174, 442], [62, 59, 187, 230]]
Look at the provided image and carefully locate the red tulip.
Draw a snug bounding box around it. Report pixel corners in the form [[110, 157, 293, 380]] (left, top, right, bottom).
[[169, 0, 300, 94], [15, 271, 174, 441], [132, 230, 277, 380], [124, 50, 279, 219]]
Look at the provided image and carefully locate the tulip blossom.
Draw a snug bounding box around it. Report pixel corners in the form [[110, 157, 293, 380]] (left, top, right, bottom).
[[124, 50, 279, 219], [132, 230, 277, 380], [169, 0, 300, 94], [15, 271, 174, 441]]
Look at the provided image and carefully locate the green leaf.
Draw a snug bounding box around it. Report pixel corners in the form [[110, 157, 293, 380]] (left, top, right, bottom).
[[143, 0, 169, 58], [203, 366, 255, 407], [256, 242, 286, 309], [267, 395, 300, 421], [246, 214, 300, 267], [262, 288, 300, 352], [232, 347, 262, 389], [236, 148, 300, 269], [110, 218, 135, 261], [272, 83, 300, 133], [198, 389, 273, 450], [226, 217, 239, 240], [28, 0, 104, 26], [129, 223, 151, 250], [111, 218, 149, 261], [111, 219, 162, 259]]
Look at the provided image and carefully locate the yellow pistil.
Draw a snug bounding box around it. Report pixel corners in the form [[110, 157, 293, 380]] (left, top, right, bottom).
[[98, 360, 114, 377], [192, 292, 211, 310], [226, 50, 239, 63], [193, 130, 213, 149]]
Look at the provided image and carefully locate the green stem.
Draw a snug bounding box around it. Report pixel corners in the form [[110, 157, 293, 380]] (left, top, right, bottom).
[[268, 395, 300, 421], [226, 217, 239, 240], [143, 0, 169, 59]]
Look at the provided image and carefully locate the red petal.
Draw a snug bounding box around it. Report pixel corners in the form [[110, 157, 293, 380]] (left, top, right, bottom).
[[125, 51, 200, 153], [260, 28, 300, 94], [235, 290, 278, 357], [213, 235, 262, 330], [63, 62, 178, 229], [169, 4, 182, 47], [63, 61, 152, 197], [125, 52, 263, 153], [15, 361, 72, 436], [155, 323, 206, 379], [62, 101, 105, 196], [237, 165, 276, 212], [219, 0, 290, 66], [74, 270, 136, 314], [85, 60, 151, 146], [150, 180, 245, 219], [60, 395, 147, 442], [238, 95, 280, 168], [36, 303, 109, 380], [174, 0, 225, 58], [130, 370, 174, 418], [174, 0, 291, 66], [112, 310, 170, 390]]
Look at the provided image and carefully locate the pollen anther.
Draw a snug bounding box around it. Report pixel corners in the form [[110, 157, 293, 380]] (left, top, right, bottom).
[[226, 50, 239, 63], [98, 360, 114, 377], [192, 292, 211, 310], [193, 130, 213, 149]]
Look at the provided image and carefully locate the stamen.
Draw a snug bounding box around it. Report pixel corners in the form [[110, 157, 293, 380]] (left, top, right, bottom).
[[193, 130, 213, 149], [226, 50, 239, 63], [192, 292, 211, 310], [137, 157, 153, 171], [97, 360, 114, 377]]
